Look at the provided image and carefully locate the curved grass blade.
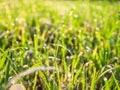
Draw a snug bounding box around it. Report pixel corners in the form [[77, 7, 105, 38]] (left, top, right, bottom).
[[4, 66, 57, 89]]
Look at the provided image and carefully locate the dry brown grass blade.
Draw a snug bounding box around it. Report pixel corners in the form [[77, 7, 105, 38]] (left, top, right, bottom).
[[3, 66, 57, 89], [9, 84, 26, 90]]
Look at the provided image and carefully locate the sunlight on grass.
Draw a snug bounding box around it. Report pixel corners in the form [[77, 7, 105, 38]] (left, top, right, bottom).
[[0, 0, 120, 90]]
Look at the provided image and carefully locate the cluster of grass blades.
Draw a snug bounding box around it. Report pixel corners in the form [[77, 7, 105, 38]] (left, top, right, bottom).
[[0, 0, 120, 90]]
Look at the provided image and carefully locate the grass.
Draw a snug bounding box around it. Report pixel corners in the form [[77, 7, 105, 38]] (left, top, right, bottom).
[[0, 0, 120, 90]]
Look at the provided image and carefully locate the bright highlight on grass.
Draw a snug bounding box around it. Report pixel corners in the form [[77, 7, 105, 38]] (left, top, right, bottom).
[[0, 0, 120, 90]]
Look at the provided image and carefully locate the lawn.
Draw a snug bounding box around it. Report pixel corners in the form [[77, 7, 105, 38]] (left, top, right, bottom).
[[0, 0, 120, 90]]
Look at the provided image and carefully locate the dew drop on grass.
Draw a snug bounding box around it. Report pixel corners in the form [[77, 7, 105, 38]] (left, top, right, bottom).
[[94, 18, 97, 22], [34, 34, 36, 37], [6, 30, 10, 34], [8, 76, 13, 82], [23, 65, 28, 68], [25, 47, 28, 50], [114, 57, 118, 60], [103, 77, 107, 81], [28, 50, 34, 55], [16, 41, 19, 44], [86, 46, 91, 53], [105, 52, 108, 55], [96, 27, 99, 31], [62, 24, 65, 28], [69, 27, 72, 31], [12, 58, 15, 61], [68, 73, 71, 78], [74, 14, 78, 18]]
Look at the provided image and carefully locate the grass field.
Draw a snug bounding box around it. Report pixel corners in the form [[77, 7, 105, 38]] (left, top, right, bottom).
[[0, 0, 120, 90]]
